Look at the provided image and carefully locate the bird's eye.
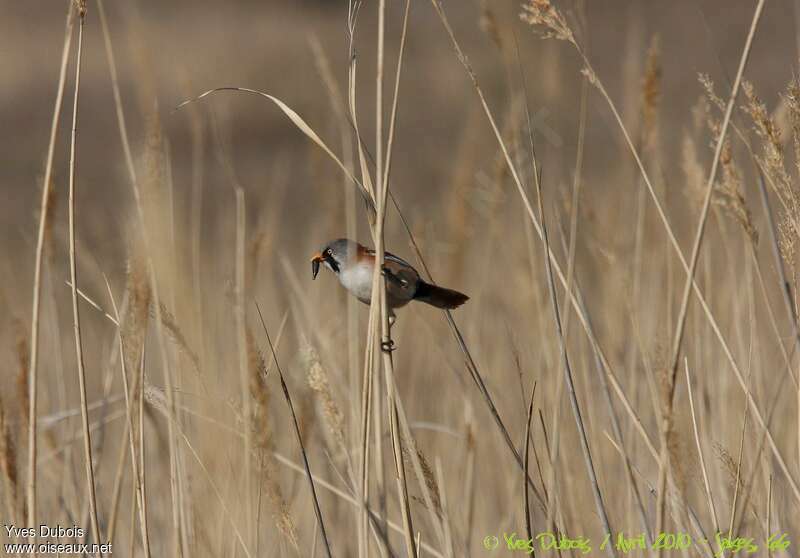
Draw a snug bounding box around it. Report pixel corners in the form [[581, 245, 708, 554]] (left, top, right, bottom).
[[325, 249, 332, 256]]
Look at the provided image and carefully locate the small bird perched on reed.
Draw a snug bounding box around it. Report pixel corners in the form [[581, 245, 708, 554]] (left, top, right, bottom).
[[311, 238, 468, 318]]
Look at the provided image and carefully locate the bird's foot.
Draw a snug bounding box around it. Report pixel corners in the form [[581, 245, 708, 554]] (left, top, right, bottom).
[[380, 338, 396, 353]]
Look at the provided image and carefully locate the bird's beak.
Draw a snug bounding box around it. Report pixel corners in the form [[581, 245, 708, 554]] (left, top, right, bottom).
[[311, 252, 323, 280]]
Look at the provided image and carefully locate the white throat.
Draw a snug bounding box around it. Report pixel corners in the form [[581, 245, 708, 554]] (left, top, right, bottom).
[[338, 260, 374, 303]]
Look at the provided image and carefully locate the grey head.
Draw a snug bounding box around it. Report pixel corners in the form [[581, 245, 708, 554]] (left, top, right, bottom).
[[311, 238, 360, 279]]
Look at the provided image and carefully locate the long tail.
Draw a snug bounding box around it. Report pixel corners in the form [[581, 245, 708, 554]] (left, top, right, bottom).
[[413, 280, 469, 309]]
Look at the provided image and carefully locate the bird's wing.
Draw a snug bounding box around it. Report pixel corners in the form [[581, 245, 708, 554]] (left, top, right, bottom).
[[364, 249, 419, 296], [366, 249, 415, 270]]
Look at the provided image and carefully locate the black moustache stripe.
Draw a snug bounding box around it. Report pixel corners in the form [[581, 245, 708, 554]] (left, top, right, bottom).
[[327, 256, 339, 273]]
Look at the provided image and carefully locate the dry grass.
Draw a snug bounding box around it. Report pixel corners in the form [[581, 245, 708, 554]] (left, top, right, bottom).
[[3, 0, 800, 556]]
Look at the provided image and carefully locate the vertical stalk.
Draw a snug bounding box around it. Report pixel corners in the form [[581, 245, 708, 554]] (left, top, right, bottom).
[[524, 91, 614, 557], [67, 3, 102, 550], [372, 1, 416, 557], [234, 188, 252, 546], [657, 0, 766, 541], [27, 4, 74, 545], [104, 280, 151, 557], [96, 1, 186, 548]]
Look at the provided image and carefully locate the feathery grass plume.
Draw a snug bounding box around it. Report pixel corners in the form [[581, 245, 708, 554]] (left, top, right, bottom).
[[682, 134, 705, 197], [143, 382, 168, 415], [246, 327, 298, 549], [520, 0, 575, 44], [153, 303, 201, 379], [742, 81, 793, 194], [641, 35, 662, 152], [667, 424, 690, 497], [778, 218, 797, 266], [122, 250, 152, 376], [479, 0, 503, 53], [658, 363, 675, 432], [0, 395, 19, 522], [247, 327, 271, 449], [713, 442, 745, 492], [301, 337, 345, 452], [402, 443, 442, 516], [13, 320, 30, 441], [698, 73, 725, 112], [783, 78, 800, 178], [699, 77, 758, 243], [140, 111, 173, 266], [717, 140, 758, 243], [741, 81, 798, 245]]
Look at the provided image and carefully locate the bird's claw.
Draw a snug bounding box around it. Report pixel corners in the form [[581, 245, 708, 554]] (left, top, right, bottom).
[[380, 338, 396, 353]]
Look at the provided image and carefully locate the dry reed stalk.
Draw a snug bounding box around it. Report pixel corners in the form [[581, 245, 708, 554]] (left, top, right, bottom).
[[177, 87, 372, 218], [26, 2, 74, 542], [66, 4, 101, 549], [522, 382, 536, 544], [727, 402, 749, 539], [254, 303, 332, 558], [181, 77, 206, 333], [684, 360, 721, 543], [180, 10, 483, 556], [555, 218, 654, 540], [346, 1, 378, 222], [149, 116, 187, 558], [434, 2, 716, 543], [97, 5, 186, 551], [369, 2, 418, 556], [524, 90, 615, 553], [755, 166, 800, 474], [343, 5, 379, 555], [233, 188, 254, 546], [307, 34, 362, 463], [657, 0, 766, 542], [387, 391, 450, 552], [358, 304, 378, 558], [433, 458, 453, 556], [303, 340, 346, 453], [310, 40, 360, 494], [247, 323, 299, 550], [732, 375, 788, 539], [104, 277, 151, 556], [630, 36, 662, 368], [143, 384, 253, 558], [370, 341, 388, 558], [521, 0, 800, 518], [432, 0, 634, 517], [269, 452, 446, 558], [106, 420, 129, 545], [560, 68, 588, 342], [373, 2, 417, 556]]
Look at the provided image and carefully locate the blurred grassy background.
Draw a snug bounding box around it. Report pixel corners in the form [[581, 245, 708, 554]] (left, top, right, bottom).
[[2, 0, 800, 556]]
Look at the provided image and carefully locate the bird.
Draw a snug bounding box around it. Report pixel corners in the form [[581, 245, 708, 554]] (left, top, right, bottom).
[[311, 238, 469, 319]]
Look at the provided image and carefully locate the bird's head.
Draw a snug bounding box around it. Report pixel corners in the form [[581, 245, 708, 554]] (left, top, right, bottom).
[[311, 238, 355, 279]]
